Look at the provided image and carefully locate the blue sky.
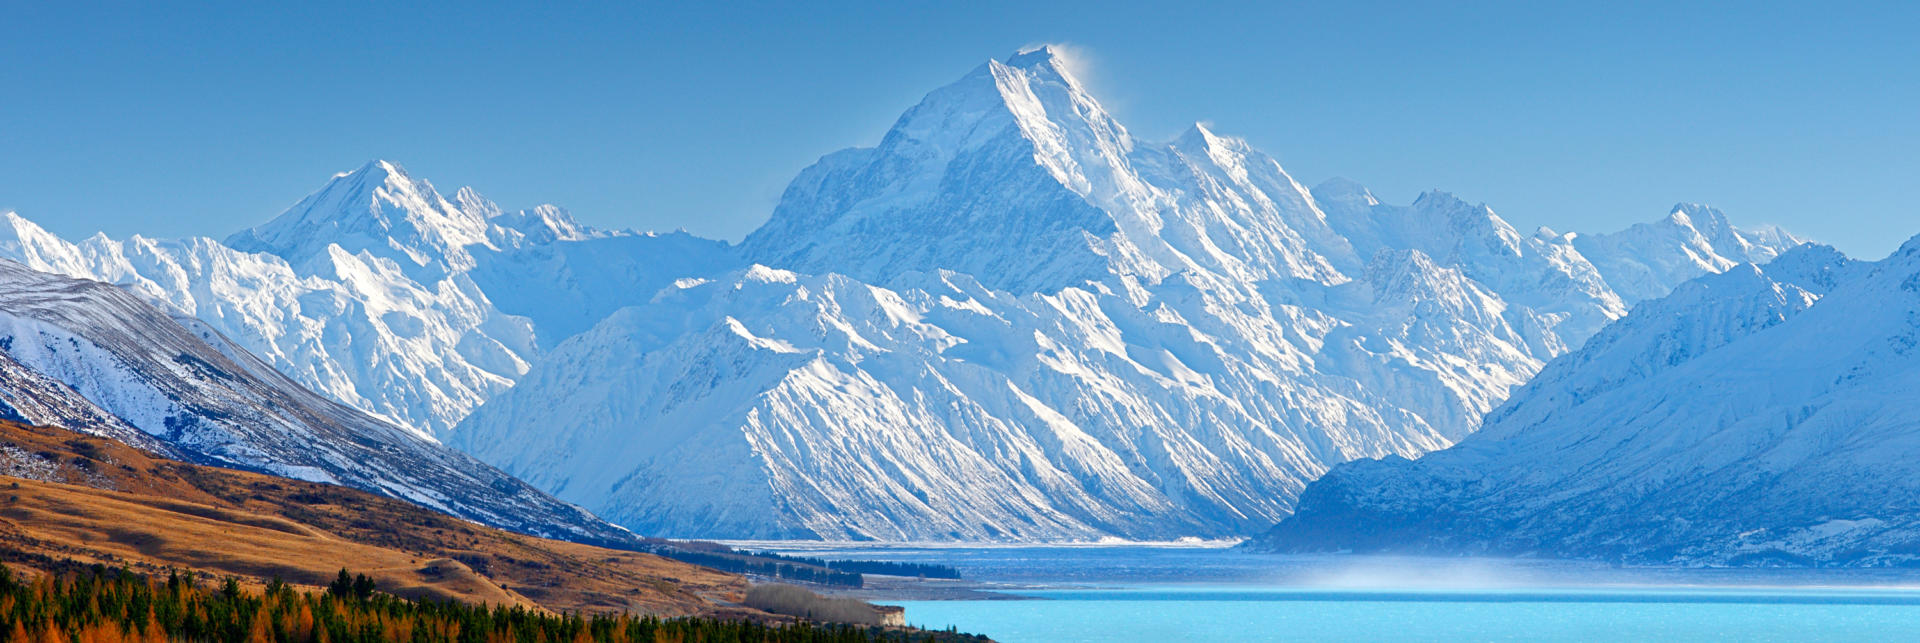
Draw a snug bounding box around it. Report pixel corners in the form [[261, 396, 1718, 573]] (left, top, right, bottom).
[[2, 1, 1915, 257]]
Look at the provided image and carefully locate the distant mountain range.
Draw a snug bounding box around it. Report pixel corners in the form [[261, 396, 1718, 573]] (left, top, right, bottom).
[[0, 46, 1812, 542], [1251, 236, 1920, 566]]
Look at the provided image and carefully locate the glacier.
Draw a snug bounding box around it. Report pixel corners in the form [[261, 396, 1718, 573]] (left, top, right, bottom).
[[1250, 237, 1920, 566]]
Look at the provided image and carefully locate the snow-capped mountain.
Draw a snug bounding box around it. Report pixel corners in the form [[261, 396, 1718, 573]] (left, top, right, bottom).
[[0, 200, 529, 438], [1248, 238, 1920, 565], [230, 160, 536, 279], [0, 258, 630, 542], [1570, 202, 1803, 303], [0, 46, 1807, 542], [0, 161, 728, 438], [451, 47, 1803, 540]]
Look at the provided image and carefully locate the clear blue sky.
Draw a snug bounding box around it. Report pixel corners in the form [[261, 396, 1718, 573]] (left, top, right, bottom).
[[2, 1, 1915, 258]]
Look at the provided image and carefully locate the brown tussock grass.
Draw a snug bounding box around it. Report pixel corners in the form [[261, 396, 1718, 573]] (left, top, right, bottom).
[[0, 420, 766, 620]]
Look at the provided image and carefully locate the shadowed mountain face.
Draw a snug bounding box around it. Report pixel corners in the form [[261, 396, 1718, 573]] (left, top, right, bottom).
[[1252, 240, 1920, 566], [0, 258, 630, 543]]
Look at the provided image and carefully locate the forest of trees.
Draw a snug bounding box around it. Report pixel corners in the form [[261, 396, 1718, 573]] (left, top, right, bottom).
[[0, 564, 981, 643], [641, 550, 864, 588], [741, 587, 892, 627], [743, 555, 960, 581], [628, 541, 962, 588]]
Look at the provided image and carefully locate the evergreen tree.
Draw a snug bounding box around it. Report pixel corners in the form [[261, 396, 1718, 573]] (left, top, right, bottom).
[[0, 562, 984, 642], [327, 569, 353, 599]]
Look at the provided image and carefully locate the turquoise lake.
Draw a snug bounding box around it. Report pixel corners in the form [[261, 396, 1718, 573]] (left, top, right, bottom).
[[741, 543, 1920, 642], [896, 587, 1920, 642]]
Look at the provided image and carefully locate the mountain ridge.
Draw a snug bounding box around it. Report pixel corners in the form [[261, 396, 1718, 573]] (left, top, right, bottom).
[[0, 257, 631, 543], [1248, 237, 1920, 565]]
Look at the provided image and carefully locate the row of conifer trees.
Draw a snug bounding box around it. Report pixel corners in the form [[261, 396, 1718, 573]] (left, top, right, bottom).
[[0, 564, 971, 643]]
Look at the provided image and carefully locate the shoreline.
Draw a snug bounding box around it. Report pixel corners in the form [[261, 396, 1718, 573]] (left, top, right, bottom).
[[819, 575, 1048, 602]]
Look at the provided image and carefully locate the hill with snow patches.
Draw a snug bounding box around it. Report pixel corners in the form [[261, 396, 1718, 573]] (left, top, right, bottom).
[[0, 47, 1806, 541], [0, 258, 628, 541]]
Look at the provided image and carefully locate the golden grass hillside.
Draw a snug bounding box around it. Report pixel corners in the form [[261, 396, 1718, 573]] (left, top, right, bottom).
[[0, 420, 763, 620]]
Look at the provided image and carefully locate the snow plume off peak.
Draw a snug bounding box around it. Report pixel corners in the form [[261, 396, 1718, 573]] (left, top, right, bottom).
[[1009, 43, 1093, 84]]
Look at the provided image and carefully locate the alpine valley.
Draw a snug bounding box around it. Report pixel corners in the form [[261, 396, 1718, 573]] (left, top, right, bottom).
[[1, 47, 1808, 544]]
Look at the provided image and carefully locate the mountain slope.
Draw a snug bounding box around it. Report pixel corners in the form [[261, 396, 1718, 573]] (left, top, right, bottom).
[[453, 47, 1803, 541], [1250, 240, 1920, 565], [0, 207, 536, 439], [0, 258, 629, 543], [1, 161, 753, 438], [0, 420, 751, 616]]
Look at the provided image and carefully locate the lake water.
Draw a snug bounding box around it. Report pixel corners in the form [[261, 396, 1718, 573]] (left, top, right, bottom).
[[738, 542, 1920, 642], [897, 587, 1920, 642]]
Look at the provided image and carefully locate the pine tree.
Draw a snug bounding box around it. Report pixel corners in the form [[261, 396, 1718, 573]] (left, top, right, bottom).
[[351, 575, 376, 601], [328, 570, 353, 599]]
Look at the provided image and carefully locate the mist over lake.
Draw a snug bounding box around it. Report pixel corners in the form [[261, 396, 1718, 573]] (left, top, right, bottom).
[[744, 543, 1920, 642]]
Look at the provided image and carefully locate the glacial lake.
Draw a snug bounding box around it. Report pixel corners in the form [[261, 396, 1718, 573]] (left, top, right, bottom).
[[737, 542, 1920, 642]]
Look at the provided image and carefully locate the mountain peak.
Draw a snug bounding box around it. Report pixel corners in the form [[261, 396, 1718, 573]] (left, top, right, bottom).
[[1005, 44, 1066, 69], [1311, 177, 1379, 211], [227, 160, 491, 277], [357, 158, 405, 176], [740, 44, 1145, 292], [1667, 202, 1732, 232], [1410, 189, 1481, 215], [1899, 232, 1920, 259], [303, 159, 431, 214], [989, 44, 1093, 98], [326, 159, 416, 192], [1174, 122, 1231, 150], [487, 204, 595, 246]]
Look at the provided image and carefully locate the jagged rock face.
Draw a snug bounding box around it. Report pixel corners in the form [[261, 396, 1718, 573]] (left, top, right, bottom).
[[1252, 240, 1920, 566], [452, 47, 1803, 541], [0, 259, 629, 542]]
